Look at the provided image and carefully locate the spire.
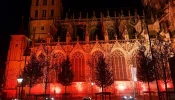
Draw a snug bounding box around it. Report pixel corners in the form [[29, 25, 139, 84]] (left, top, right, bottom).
[[86, 13, 88, 19], [107, 10, 110, 17], [134, 9, 137, 17], [114, 11, 116, 18], [79, 12, 82, 19], [93, 11, 96, 18], [128, 10, 131, 17], [17, 16, 26, 34], [142, 10, 145, 17], [121, 10, 123, 16], [65, 12, 68, 20], [73, 13, 74, 19]]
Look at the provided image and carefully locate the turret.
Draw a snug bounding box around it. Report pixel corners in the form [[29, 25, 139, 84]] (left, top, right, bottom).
[[66, 31, 71, 44]]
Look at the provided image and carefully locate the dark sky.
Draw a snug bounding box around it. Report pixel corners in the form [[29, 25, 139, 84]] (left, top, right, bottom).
[[63, 0, 142, 10], [0, 0, 143, 68]]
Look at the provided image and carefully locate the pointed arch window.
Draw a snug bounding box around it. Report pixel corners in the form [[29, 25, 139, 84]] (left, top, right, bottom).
[[91, 51, 104, 81], [52, 0, 54, 5], [53, 52, 65, 65], [37, 53, 45, 82], [35, 10, 38, 17], [41, 26, 44, 30], [37, 52, 65, 83], [130, 50, 139, 80], [42, 10, 46, 17], [72, 52, 85, 82], [43, 0, 47, 5], [51, 9, 54, 17], [92, 51, 104, 66], [36, 0, 39, 6], [76, 25, 85, 41], [49, 52, 65, 82], [111, 50, 128, 80]]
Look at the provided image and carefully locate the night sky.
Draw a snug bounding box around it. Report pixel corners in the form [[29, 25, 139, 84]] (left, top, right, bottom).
[[0, 0, 143, 68]]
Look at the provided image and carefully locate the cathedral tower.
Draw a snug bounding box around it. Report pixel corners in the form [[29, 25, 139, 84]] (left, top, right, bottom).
[[29, 0, 62, 41], [4, 35, 28, 97]]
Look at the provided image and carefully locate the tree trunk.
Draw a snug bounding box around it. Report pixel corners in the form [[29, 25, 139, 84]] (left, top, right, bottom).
[[44, 82, 47, 100], [148, 82, 152, 100], [165, 81, 168, 100], [163, 72, 168, 100], [154, 63, 161, 100], [64, 86, 67, 100], [28, 80, 31, 100], [163, 60, 168, 100], [21, 83, 23, 100], [29, 87, 31, 100], [101, 85, 104, 100], [45, 70, 48, 100]]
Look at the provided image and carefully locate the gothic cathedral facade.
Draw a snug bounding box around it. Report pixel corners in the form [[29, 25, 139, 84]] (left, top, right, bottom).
[[4, 0, 175, 98]]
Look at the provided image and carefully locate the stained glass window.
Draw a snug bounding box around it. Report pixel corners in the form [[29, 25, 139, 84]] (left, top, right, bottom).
[[72, 52, 85, 82], [111, 50, 128, 80]]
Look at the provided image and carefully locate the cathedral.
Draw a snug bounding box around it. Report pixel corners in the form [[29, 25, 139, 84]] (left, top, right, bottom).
[[4, 0, 175, 99]]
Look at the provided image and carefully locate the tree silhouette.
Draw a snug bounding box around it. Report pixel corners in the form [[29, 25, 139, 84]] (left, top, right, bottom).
[[57, 56, 74, 100], [22, 53, 44, 98], [95, 56, 113, 100], [136, 46, 156, 100], [142, 0, 167, 19], [151, 39, 173, 100]]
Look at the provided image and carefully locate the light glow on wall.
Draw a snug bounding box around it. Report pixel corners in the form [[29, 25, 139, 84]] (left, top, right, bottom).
[[141, 84, 147, 92], [114, 81, 126, 92], [53, 86, 61, 94], [118, 84, 125, 91], [97, 87, 102, 92], [160, 81, 174, 91], [76, 82, 83, 92], [50, 83, 62, 94]]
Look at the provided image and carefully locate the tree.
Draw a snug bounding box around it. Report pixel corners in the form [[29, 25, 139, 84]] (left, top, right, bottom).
[[95, 56, 113, 100], [137, 46, 156, 100], [22, 53, 44, 98], [142, 0, 167, 9], [151, 39, 173, 100], [142, 0, 167, 22], [57, 56, 74, 100]]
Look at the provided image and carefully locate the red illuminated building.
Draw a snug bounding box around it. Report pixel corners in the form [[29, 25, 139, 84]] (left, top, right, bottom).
[[3, 0, 175, 99]]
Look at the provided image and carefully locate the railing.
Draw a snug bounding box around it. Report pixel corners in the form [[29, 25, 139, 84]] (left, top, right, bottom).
[[34, 38, 148, 47]]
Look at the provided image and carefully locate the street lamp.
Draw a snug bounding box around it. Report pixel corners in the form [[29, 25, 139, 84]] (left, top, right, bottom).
[[91, 81, 94, 86], [17, 75, 23, 100], [17, 75, 23, 83]]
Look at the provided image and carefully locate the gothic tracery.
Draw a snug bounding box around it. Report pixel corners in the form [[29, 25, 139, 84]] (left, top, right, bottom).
[[4, 0, 175, 97], [111, 50, 128, 80], [72, 52, 85, 82]]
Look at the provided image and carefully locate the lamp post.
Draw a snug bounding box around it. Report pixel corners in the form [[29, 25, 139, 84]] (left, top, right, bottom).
[[91, 81, 94, 99], [17, 75, 23, 100]]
